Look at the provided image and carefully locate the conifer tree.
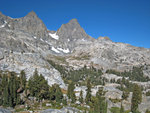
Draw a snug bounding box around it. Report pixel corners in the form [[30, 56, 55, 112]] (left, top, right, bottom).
[[122, 89, 129, 100], [28, 69, 49, 101], [67, 82, 76, 103], [3, 84, 9, 106], [28, 68, 39, 98], [85, 79, 92, 104], [120, 102, 124, 113], [79, 90, 83, 104], [38, 74, 49, 101], [96, 87, 107, 113], [49, 84, 63, 102], [20, 70, 26, 89], [0, 72, 21, 107], [131, 84, 142, 113], [0, 74, 8, 106]]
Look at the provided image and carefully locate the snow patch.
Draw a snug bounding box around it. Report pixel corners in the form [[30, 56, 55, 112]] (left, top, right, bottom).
[[49, 32, 59, 40], [57, 48, 70, 53], [82, 38, 86, 41], [0, 25, 5, 28], [4, 21, 7, 24], [0, 20, 7, 28], [45, 41, 51, 45], [40, 38, 44, 42], [51, 47, 60, 53]]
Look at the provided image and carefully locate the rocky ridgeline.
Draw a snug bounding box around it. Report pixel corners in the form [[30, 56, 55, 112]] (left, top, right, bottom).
[[67, 39, 150, 76]]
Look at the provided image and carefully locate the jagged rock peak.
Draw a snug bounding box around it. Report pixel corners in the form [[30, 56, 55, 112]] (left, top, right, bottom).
[[66, 18, 81, 29], [57, 18, 90, 40], [68, 18, 79, 24], [10, 11, 48, 38], [25, 11, 38, 17]]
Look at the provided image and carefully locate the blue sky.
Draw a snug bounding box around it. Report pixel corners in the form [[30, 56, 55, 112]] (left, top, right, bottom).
[[0, 0, 150, 48]]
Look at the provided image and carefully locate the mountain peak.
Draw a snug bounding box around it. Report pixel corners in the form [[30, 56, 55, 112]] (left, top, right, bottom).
[[69, 19, 79, 24], [26, 11, 37, 17], [67, 19, 81, 28], [56, 18, 90, 41], [10, 11, 48, 38]]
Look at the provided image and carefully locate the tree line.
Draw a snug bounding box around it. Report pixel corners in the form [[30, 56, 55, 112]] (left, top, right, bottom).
[[0, 69, 108, 112], [106, 66, 150, 82], [0, 66, 145, 113], [48, 60, 104, 86]]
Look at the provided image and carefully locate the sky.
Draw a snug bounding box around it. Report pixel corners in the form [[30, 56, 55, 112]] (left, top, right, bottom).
[[0, 0, 150, 48]]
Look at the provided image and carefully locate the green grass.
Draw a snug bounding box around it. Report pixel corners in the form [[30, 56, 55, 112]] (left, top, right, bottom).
[[71, 55, 90, 60], [110, 107, 120, 113], [109, 98, 122, 103], [15, 108, 25, 112], [55, 56, 67, 63]]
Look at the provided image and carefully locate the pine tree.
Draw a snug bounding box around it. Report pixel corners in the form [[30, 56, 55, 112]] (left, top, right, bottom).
[[0, 74, 8, 106], [85, 79, 92, 104], [12, 76, 17, 105], [96, 87, 107, 113], [131, 84, 142, 113], [28, 69, 40, 98], [8, 72, 19, 107], [67, 82, 76, 103], [28, 70, 49, 101], [79, 90, 83, 104], [38, 74, 50, 101], [3, 84, 9, 106], [120, 102, 124, 113], [55, 84, 63, 102], [92, 87, 107, 113], [49, 84, 63, 102], [20, 70, 26, 89], [0, 72, 21, 107], [122, 89, 129, 100], [8, 73, 14, 107]]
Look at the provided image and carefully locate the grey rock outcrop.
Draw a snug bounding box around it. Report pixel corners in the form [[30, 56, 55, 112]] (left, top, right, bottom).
[[0, 108, 12, 113], [41, 107, 82, 113]]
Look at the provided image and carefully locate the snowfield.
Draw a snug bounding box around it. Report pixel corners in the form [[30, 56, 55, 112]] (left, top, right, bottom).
[[49, 32, 59, 40]]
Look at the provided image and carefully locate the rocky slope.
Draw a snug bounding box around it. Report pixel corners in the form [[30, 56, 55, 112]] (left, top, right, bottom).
[[0, 11, 150, 88]]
